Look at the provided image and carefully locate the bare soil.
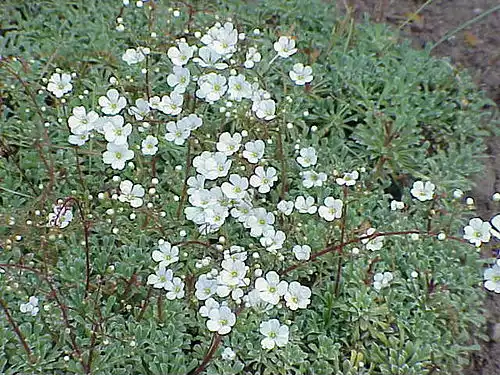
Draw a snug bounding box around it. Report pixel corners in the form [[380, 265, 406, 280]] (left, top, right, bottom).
[[337, 1, 500, 374]]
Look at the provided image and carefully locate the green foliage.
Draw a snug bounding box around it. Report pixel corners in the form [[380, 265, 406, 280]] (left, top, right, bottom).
[[0, 0, 497, 374]]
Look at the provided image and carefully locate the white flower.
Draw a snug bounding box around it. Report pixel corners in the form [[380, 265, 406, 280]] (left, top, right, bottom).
[[206, 306, 236, 335], [178, 114, 203, 131], [196, 73, 227, 103], [141, 135, 158, 155], [410, 181, 435, 201], [221, 174, 248, 200], [167, 66, 191, 93], [102, 143, 134, 170], [193, 46, 228, 70], [195, 274, 218, 300], [302, 170, 327, 188], [361, 228, 384, 251], [289, 63, 313, 85], [255, 271, 287, 305], [373, 272, 393, 291], [227, 74, 253, 101], [390, 200, 405, 211], [199, 297, 221, 317], [296, 147, 317, 168], [152, 241, 179, 268], [216, 132, 242, 156], [68, 106, 99, 135], [244, 47, 261, 69], [242, 140, 265, 163], [165, 120, 191, 145], [463, 218, 491, 246], [192, 151, 232, 180], [167, 42, 194, 66], [47, 204, 73, 229], [260, 229, 286, 253], [318, 197, 343, 221], [122, 48, 146, 65], [277, 200, 294, 216], [103, 116, 131, 145], [260, 319, 289, 350], [336, 171, 359, 186], [165, 277, 185, 300], [147, 265, 173, 289], [154, 92, 184, 115], [250, 166, 278, 194], [273, 36, 297, 58], [245, 208, 275, 237], [491, 214, 500, 240], [221, 347, 236, 361], [293, 244, 311, 261], [254, 99, 276, 121], [207, 22, 238, 56], [284, 281, 311, 310], [118, 180, 145, 208], [187, 174, 206, 195], [20, 296, 39, 316], [68, 132, 90, 146], [47, 73, 72, 98], [128, 98, 150, 120], [295, 196, 317, 214], [484, 263, 500, 293], [98, 89, 127, 115]]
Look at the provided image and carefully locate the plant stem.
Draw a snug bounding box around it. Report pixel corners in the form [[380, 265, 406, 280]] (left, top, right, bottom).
[[0, 298, 35, 363], [334, 187, 349, 296]]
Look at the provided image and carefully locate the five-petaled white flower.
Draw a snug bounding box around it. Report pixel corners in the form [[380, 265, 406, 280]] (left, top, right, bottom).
[[318, 197, 343, 221], [361, 228, 384, 251], [250, 166, 278, 193], [99, 89, 127, 115], [152, 241, 180, 268], [302, 170, 327, 188], [195, 274, 218, 300], [193, 46, 228, 70], [47, 73, 72, 98], [47, 204, 73, 229], [206, 306, 236, 335], [167, 42, 194, 66], [254, 99, 276, 121], [277, 200, 294, 216], [165, 120, 191, 145], [221, 174, 249, 200], [68, 106, 99, 135], [410, 181, 435, 201], [165, 277, 185, 300], [284, 281, 311, 310], [255, 271, 288, 305], [273, 36, 297, 58], [102, 143, 134, 170], [217, 132, 242, 156], [221, 347, 236, 361], [122, 47, 147, 65], [147, 265, 173, 289], [295, 196, 317, 214], [336, 171, 359, 186], [227, 74, 253, 101], [296, 147, 317, 168], [260, 319, 289, 350], [463, 217, 491, 247], [128, 98, 150, 120], [103, 116, 131, 145], [118, 180, 145, 208], [293, 244, 311, 261], [244, 47, 262, 69], [484, 262, 500, 293], [289, 63, 313, 85], [242, 140, 265, 163], [141, 135, 158, 155], [196, 73, 228, 103], [167, 66, 191, 93]]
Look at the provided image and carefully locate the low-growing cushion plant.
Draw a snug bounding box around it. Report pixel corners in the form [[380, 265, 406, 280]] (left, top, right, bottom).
[[0, 0, 499, 374]]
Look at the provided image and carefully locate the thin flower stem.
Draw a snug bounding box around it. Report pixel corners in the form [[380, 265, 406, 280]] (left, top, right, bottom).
[[334, 186, 349, 296], [188, 333, 222, 375], [0, 297, 35, 363], [137, 286, 153, 321]]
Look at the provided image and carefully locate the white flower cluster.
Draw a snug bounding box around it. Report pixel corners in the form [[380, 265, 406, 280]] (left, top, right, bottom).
[[147, 240, 185, 300], [20, 296, 40, 316]]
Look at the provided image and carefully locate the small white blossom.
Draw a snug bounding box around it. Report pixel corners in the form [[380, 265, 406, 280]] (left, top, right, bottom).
[[152, 241, 180, 268], [217, 132, 242, 156], [47, 204, 73, 229], [195, 274, 218, 300], [336, 171, 359, 186], [167, 42, 194, 66], [20, 296, 39, 316], [410, 181, 435, 201], [221, 347, 236, 361], [192, 151, 232, 180], [47, 73, 72, 98], [289, 63, 313, 85], [221, 174, 249, 200], [141, 135, 158, 155], [147, 265, 173, 289], [295, 196, 317, 214], [165, 277, 185, 300], [277, 200, 294, 216], [361, 228, 384, 251], [227, 74, 253, 101], [193, 46, 228, 70], [254, 99, 276, 121], [484, 263, 500, 293], [255, 271, 287, 305], [122, 48, 146, 65], [167, 66, 191, 93], [206, 306, 236, 335], [260, 319, 289, 350], [260, 229, 286, 253], [118, 180, 145, 208], [293, 244, 311, 261], [196, 73, 227, 103], [318, 197, 343, 221], [390, 200, 405, 211], [302, 170, 327, 188], [242, 140, 265, 163], [68, 106, 99, 135], [98, 89, 127, 115], [244, 47, 261, 69], [250, 166, 278, 194], [153, 92, 184, 115], [102, 143, 134, 170], [103, 116, 131, 145], [284, 281, 311, 310], [128, 98, 150, 120], [463, 218, 491, 246], [273, 36, 297, 58], [296, 147, 317, 168], [178, 114, 203, 131], [245, 208, 275, 237], [165, 120, 191, 145], [68, 132, 90, 146]]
